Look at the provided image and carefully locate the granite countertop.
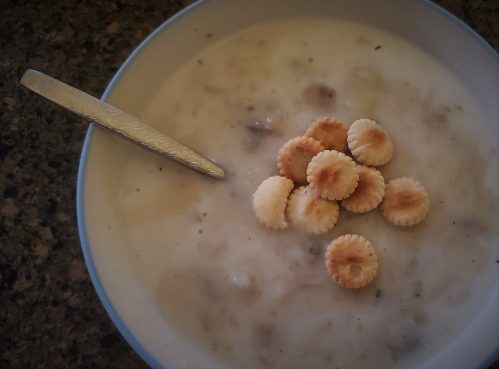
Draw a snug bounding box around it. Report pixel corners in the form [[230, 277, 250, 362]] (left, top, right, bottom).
[[0, 1, 497, 368]]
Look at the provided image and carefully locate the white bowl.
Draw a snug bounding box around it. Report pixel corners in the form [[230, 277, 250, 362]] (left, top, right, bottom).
[[77, 1, 499, 368]]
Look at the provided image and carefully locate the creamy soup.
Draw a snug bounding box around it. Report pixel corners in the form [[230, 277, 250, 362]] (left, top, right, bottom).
[[89, 19, 498, 369]]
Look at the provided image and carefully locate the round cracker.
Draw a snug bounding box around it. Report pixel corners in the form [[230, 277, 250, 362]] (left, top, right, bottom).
[[287, 186, 339, 234], [306, 117, 348, 153], [380, 177, 430, 226], [253, 176, 294, 229], [341, 166, 385, 213], [307, 150, 359, 200], [325, 234, 378, 289], [347, 119, 394, 166], [277, 136, 325, 184]]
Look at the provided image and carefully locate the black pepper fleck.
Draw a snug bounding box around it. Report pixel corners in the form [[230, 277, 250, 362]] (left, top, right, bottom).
[[374, 45, 382, 50], [375, 289, 381, 298], [206, 33, 213, 38]]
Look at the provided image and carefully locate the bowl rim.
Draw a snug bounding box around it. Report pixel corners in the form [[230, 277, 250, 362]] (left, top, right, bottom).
[[76, 1, 499, 368]]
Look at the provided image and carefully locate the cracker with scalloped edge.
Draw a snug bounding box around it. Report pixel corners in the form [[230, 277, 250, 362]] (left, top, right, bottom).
[[307, 150, 359, 200], [325, 234, 378, 288], [253, 176, 294, 229], [348, 119, 393, 166], [306, 117, 348, 153], [287, 186, 339, 234], [341, 166, 385, 213], [277, 136, 325, 184], [380, 177, 430, 226]]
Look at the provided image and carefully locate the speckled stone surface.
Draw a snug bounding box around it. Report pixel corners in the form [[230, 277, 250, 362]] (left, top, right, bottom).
[[0, 1, 497, 368]]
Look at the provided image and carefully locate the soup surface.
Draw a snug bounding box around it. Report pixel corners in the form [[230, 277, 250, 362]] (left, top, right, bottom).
[[90, 19, 498, 369]]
